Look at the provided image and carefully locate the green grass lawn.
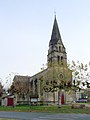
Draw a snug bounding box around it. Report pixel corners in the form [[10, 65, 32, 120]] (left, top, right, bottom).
[[0, 105, 90, 114], [0, 118, 16, 120]]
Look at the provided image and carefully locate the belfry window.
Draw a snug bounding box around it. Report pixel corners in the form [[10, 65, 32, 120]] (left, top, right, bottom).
[[61, 56, 63, 65], [61, 56, 63, 61], [59, 46, 61, 52]]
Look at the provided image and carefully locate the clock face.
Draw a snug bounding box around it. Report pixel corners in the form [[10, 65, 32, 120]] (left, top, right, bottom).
[[59, 73, 64, 79]]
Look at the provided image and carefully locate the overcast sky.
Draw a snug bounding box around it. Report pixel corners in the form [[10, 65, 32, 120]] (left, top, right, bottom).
[[0, 0, 90, 87]]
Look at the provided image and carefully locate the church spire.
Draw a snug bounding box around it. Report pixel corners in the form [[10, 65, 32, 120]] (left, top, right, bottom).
[[49, 16, 62, 46], [48, 16, 67, 67]]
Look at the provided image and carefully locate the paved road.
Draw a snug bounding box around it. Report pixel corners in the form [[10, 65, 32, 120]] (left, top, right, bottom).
[[0, 112, 90, 120]]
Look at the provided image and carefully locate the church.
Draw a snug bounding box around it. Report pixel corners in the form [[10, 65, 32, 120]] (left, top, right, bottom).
[[13, 16, 73, 105]]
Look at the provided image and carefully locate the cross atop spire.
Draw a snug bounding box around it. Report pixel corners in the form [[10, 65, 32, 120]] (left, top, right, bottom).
[[54, 11, 56, 18]]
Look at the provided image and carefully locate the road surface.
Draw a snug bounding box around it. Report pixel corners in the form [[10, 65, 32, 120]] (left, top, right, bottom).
[[0, 112, 90, 120]]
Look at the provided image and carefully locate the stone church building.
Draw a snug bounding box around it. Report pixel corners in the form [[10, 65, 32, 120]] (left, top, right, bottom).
[[13, 16, 73, 105]]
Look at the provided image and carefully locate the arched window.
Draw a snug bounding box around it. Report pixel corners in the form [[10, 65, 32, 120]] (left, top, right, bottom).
[[61, 56, 63, 61], [61, 56, 63, 65], [59, 46, 61, 52], [34, 79, 37, 94]]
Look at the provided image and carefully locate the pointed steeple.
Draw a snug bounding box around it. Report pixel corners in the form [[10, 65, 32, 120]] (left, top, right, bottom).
[[47, 16, 67, 67], [49, 16, 62, 46]]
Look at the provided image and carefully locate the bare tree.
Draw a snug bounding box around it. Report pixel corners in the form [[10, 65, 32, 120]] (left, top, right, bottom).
[[68, 60, 90, 89], [0, 82, 4, 97], [8, 76, 30, 101]]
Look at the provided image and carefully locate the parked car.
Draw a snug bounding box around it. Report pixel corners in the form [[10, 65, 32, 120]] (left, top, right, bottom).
[[76, 98, 88, 103]]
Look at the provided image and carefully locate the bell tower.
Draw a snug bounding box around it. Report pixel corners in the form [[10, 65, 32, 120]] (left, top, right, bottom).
[[47, 16, 67, 67]]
